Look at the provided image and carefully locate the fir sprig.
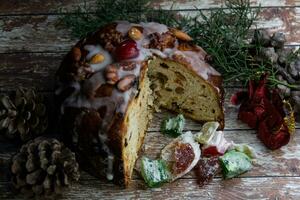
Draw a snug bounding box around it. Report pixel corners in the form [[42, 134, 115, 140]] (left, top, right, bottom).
[[59, 0, 292, 88], [59, 0, 178, 38]]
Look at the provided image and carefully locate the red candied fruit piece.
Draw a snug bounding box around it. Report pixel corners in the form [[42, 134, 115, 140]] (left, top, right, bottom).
[[202, 146, 223, 157], [174, 143, 195, 174], [115, 39, 139, 61], [195, 157, 220, 187]]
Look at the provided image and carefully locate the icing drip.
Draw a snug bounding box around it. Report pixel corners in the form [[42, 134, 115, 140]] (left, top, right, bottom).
[[171, 50, 220, 80], [84, 45, 113, 71], [98, 132, 115, 180], [140, 22, 169, 35]]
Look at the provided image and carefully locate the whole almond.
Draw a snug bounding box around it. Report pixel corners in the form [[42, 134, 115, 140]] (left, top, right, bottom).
[[117, 75, 136, 92], [171, 28, 192, 41], [90, 54, 105, 64], [128, 27, 142, 40], [72, 47, 81, 61]]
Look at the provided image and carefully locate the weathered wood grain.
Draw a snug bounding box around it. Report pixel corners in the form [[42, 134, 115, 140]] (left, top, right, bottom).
[[1, 175, 300, 200], [0, 0, 299, 15], [1, 7, 300, 53], [0, 53, 64, 91], [153, 0, 300, 10]]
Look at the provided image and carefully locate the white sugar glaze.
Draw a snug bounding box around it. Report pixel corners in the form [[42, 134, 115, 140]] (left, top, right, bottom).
[[57, 21, 222, 182]]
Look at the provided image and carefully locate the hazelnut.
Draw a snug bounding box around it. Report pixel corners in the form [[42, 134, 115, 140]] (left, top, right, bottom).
[[120, 62, 136, 71], [71, 47, 81, 62], [128, 27, 142, 40], [105, 65, 119, 84], [90, 54, 105, 64], [170, 28, 192, 41], [117, 75, 136, 92], [106, 72, 119, 85]]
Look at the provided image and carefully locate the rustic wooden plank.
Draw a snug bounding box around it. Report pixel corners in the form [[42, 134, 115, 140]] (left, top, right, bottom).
[[0, 53, 64, 91], [0, 0, 96, 15], [1, 176, 300, 200], [0, 0, 299, 15], [1, 7, 300, 53], [153, 0, 300, 10]]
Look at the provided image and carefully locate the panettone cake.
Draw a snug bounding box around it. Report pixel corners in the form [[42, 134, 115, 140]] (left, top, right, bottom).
[[55, 21, 224, 187]]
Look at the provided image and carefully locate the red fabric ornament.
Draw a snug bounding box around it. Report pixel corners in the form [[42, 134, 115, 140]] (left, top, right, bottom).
[[232, 74, 293, 150]]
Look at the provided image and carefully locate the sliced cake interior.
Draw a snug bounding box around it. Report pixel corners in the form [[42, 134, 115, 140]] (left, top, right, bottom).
[[148, 57, 224, 127], [121, 67, 154, 186]]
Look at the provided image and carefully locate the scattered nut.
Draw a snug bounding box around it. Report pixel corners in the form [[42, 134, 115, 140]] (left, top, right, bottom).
[[120, 62, 136, 71], [95, 84, 114, 97], [128, 27, 142, 40], [117, 75, 136, 92], [170, 28, 192, 41], [177, 42, 198, 51], [105, 65, 119, 84], [105, 64, 118, 73], [90, 54, 105, 64], [71, 47, 81, 62], [106, 72, 119, 85]]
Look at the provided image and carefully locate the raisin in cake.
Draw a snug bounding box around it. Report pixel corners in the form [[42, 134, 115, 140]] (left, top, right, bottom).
[[55, 21, 224, 187]]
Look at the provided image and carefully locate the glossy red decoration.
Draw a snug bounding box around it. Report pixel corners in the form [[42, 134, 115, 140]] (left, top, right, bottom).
[[115, 40, 139, 61], [232, 74, 291, 150], [173, 143, 195, 174], [202, 146, 223, 157]]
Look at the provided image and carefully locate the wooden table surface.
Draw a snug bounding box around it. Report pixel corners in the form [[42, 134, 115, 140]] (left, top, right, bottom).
[[1, 1, 300, 199]]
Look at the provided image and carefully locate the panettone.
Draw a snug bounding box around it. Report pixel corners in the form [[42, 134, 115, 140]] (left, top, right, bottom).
[[55, 21, 224, 187]]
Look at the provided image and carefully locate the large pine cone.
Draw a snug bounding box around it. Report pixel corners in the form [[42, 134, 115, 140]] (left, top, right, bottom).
[[10, 137, 80, 199], [0, 87, 48, 142]]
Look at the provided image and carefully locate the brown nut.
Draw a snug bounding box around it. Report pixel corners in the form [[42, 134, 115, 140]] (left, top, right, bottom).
[[90, 53, 105, 64], [106, 72, 119, 85], [95, 84, 114, 97], [117, 75, 136, 92], [171, 28, 192, 41], [128, 27, 142, 40], [105, 64, 118, 73], [71, 47, 81, 62], [120, 62, 136, 71], [105, 65, 119, 84]]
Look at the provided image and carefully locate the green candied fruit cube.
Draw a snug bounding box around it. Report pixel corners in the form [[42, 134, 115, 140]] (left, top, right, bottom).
[[219, 150, 252, 179], [141, 157, 170, 187], [161, 114, 185, 137]]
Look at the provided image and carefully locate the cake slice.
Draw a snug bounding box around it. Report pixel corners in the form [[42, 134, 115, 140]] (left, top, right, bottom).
[[55, 21, 224, 187]]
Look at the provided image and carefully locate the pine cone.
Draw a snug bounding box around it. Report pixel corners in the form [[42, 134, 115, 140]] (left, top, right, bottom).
[[0, 87, 48, 142], [10, 137, 80, 199]]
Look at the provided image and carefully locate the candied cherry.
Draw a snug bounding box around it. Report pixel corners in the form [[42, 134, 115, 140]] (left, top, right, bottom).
[[115, 39, 139, 61]]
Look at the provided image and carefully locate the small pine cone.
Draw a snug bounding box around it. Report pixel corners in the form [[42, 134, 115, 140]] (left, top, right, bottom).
[[11, 137, 80, 199], [0, 87, 48, 142], [271, 32, 286, 49]]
